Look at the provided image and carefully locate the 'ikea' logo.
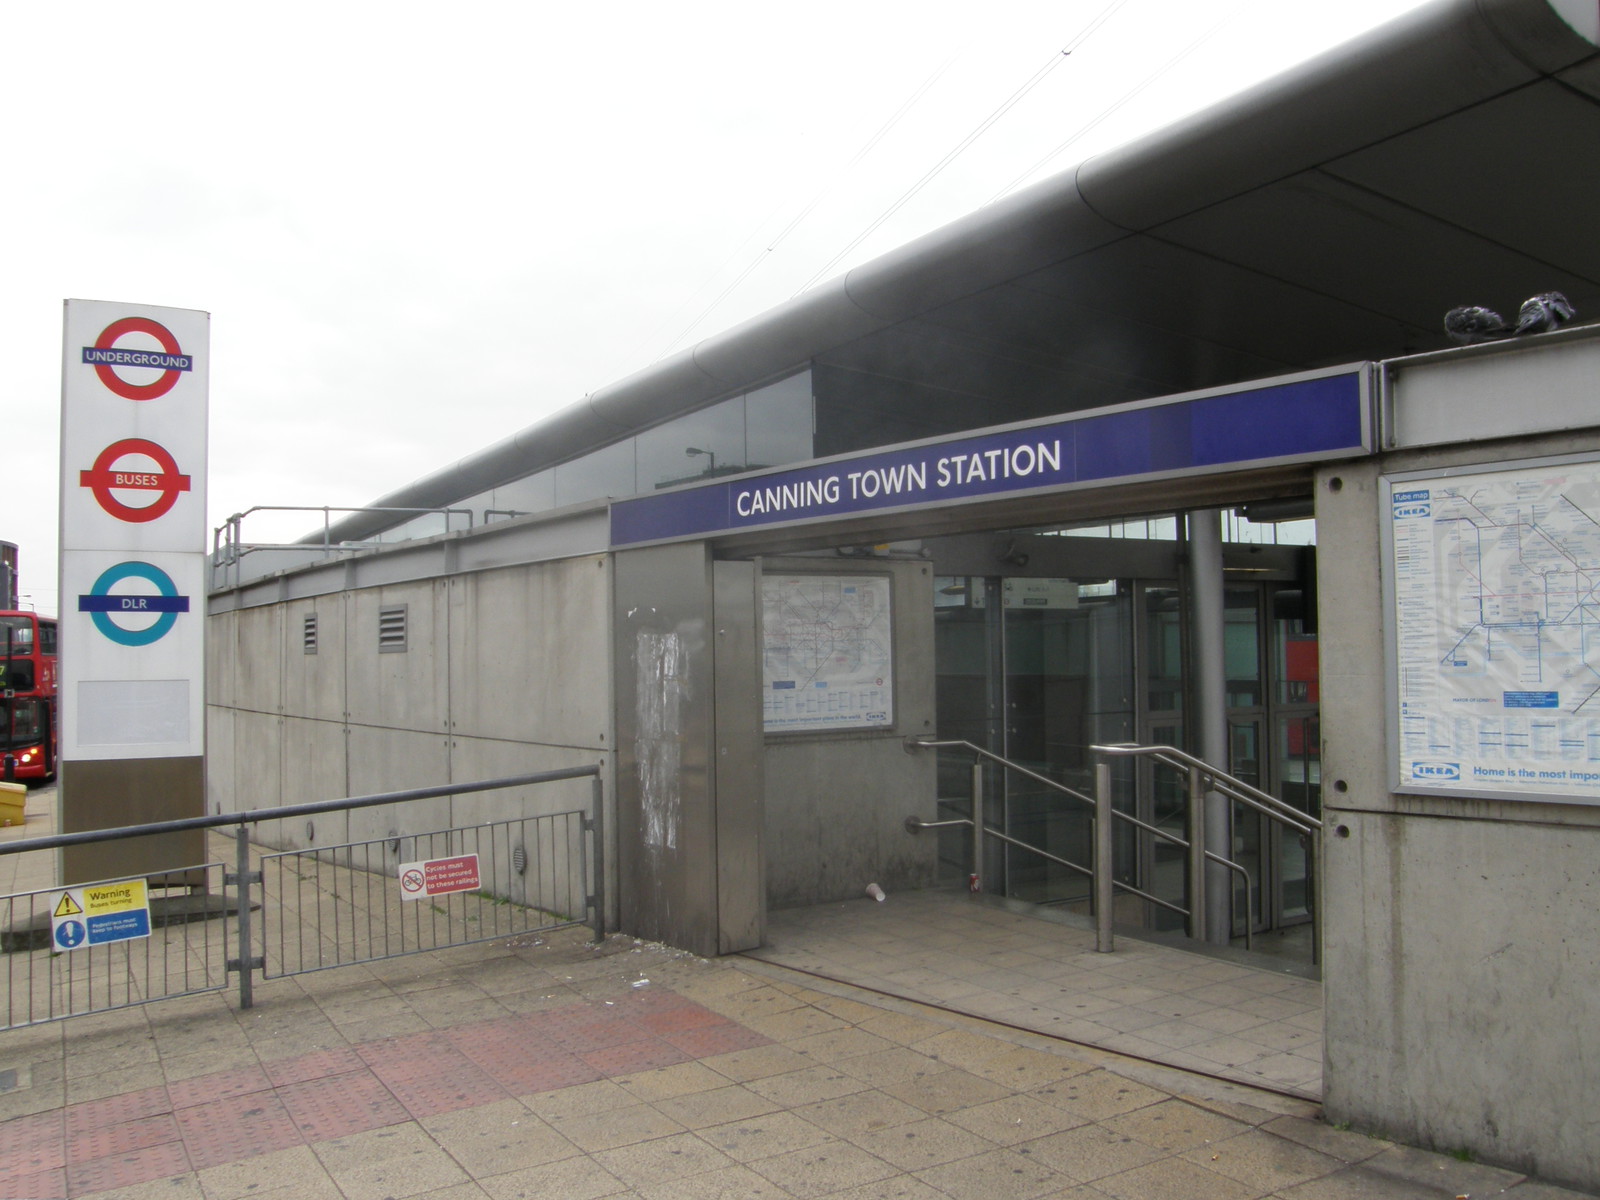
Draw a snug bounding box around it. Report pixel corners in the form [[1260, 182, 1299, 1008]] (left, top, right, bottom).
[[1412, 761, 1460, 780]]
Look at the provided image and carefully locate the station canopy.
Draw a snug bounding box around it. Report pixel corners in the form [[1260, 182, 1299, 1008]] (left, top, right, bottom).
[[321, 0, 1600, 546]]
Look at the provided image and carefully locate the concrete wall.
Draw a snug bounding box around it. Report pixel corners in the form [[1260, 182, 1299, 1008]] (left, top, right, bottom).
[[1317, 428, 1600, 1189], [762, 558, 939, 908], [207, 554, 613, 915]]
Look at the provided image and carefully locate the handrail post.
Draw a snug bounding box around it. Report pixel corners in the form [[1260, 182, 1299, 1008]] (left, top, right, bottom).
[[590, 772, 606, 944], [969, 760, 984, 893], [1094, 759, 1114, 952], [234, 827, 255, 1010], [1310, 827, 1322, 967], [1186, 763, 1207, 940]]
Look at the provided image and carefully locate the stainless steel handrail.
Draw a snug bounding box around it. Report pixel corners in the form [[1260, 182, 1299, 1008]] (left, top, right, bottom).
[[1093, 742, 1322, 962], [905, 737, 1252, 953], [905, 737, 1316, 956], [210, 504, 476, 590]]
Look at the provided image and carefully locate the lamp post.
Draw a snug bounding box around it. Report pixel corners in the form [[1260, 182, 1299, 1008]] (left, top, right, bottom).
[[685, 446, 717, 475]]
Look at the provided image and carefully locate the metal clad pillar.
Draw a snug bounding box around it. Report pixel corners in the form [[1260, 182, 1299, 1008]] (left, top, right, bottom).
[[1189, 509, 1232, 945]]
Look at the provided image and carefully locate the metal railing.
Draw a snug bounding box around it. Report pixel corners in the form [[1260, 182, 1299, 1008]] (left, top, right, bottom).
[[904, 738, 1320, 956], [0, 767, 603, 1028], [210, 504, 475, 589]]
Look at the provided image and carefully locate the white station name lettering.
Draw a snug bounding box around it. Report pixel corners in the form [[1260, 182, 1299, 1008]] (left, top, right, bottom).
[[734, 440, 1061, 520]]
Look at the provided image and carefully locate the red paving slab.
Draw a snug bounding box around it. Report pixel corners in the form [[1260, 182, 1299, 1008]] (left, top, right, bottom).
[[65, 1111, 182, 1165], [1, 1164, 67, 1200], [66, 1138, 190, 1197], [263, 1044, 366, 1086], [172, 1090, 302, 1170], [0, 986, 768, 1197], [167, 1062, 273, 1109], [357, 1033, 511, 1118], [278, 1069, 411, 1140]]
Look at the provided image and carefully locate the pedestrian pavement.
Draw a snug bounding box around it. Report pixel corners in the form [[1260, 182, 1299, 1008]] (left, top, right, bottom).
[[750, 891, 1323, 1099], [1, 785, 1596, 1200]]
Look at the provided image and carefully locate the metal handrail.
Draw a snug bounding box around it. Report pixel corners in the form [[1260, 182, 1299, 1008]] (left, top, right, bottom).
[[906, 737, 1312, 955], [910, 737, 1095, 806], [0, 766, 606, 1010], [1110, 743, 1322, 835], [1094, 741, 1322, 962], [905, 737, 1251, 953], [210, 504, 476, 589]]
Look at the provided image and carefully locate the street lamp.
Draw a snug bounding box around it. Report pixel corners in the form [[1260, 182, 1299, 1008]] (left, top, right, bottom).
[[685, 446, 716, 475]]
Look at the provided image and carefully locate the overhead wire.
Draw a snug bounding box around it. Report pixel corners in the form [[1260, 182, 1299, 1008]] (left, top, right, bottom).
[[793, 0, 1132, 296], [648, 57, 957, 363], [989, 0, 1255, 201]]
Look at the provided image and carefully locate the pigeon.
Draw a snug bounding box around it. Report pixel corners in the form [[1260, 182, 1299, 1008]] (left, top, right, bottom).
[[1444, 305, 1510, 345], [1444, 291, 1577, 344], [1513, 291, 1575, 336]]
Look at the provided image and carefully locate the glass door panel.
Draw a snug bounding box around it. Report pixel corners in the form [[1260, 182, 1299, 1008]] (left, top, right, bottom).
[[1229, 717, 1265, 934], [1002, 585, 1132, 905]]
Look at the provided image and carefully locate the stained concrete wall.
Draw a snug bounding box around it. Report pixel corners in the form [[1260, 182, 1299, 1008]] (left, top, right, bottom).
[[762, 559, 939, 908], [1318, 425, 1600, 1189], [206, 554, 613, 914]]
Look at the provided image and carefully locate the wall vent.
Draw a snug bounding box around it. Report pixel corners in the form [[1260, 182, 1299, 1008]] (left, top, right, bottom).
[[303, 612, 318, 654], [378, 605, 408, 653]]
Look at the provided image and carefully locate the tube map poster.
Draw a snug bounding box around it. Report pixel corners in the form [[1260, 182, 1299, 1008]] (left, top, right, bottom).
[[763, 574, 893, 733], [1391, 458, 1600, 803]]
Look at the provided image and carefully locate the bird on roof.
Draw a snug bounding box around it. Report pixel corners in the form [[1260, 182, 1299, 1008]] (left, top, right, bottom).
[[1443, 305, 1510, 344], [1444, 291, 1576, 345], [1514, 291, 1575, 336]]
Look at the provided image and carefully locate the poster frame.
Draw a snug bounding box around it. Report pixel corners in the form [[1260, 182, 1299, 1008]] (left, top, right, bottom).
[[762, 571, 896, 735], [1383, 450, 1600, 806]]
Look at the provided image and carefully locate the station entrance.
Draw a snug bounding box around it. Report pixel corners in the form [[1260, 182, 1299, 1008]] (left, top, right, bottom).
[[924, 515, 1320, 947]]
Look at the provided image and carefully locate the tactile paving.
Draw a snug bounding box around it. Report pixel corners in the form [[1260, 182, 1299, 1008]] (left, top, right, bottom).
[[357, 1033, 509, 1118], [578, 1038, 692, 1076], [65, 1111, 181, 1165], [173, 1089, 302, 1169], [65, 1139, 190, 1197], [167, 1063, 273, 1109], [264, 1045, 366, 1086], [64, 1083, 171, 1139], [0, 1164, 65, 1200], [277, 1069, 410, 1140], [661, 1022, 772, 1058], [20, 983, 772, 1193]]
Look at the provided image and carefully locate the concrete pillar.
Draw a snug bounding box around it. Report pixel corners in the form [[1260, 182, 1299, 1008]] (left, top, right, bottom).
[[1188, 509, 1231, 945]]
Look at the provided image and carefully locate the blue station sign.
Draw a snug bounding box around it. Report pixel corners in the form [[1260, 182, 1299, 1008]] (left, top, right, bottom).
[[611, 367, 1370, 546]]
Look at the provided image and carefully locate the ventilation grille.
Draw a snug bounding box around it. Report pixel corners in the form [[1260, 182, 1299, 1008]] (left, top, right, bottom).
[[303, 613, 318, 654], [378, 605, 408, 653]]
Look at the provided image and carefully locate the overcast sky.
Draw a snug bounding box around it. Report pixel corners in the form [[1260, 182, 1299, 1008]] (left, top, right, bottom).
[[5, 0, 1432, 616]]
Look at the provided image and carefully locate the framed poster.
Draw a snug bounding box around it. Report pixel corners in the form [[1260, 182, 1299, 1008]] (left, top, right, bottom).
[[762, 574, 893, 733], [1386, 454, 1600, 804]]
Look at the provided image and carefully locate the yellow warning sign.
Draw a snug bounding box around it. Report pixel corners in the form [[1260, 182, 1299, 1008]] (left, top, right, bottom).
[[80, 880, 147, 915], [54, 892, 84, 918]]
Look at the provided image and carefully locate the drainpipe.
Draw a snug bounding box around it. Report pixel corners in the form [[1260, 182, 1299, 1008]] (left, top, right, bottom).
[[1189, 510, 1232, 945]]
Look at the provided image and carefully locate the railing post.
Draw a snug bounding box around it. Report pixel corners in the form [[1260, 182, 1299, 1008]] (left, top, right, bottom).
[[1186, 763, 1207, 940], [1094, 759, 1115, 952], [969, 760, 984, 893], [1310, 827, 1322, 967], [234, 827, 255, 1010], [590, 772, 606, 944]]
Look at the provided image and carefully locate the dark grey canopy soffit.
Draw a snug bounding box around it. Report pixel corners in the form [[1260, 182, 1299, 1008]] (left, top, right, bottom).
[[320, 0, 1600, 544]]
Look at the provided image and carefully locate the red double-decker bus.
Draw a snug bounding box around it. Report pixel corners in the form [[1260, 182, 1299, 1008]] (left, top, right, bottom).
[[1, 611, 57, 781]]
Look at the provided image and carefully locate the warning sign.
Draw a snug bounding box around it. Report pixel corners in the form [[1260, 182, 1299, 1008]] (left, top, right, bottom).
[[50, 880, 152, 951], [397, 854, 481, 901]]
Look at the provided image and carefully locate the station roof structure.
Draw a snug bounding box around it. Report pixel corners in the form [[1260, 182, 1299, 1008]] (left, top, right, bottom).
[[321, 0, 1600, 546]]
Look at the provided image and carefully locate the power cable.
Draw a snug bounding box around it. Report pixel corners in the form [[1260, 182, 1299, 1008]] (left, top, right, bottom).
[[648, 57, 956, 362], [990, 0, 1253, 201], [794, 0, 1131, 296]]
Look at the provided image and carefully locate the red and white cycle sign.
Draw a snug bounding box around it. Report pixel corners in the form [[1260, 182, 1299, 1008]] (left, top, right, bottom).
[[398, 854, 482, 901], [78, 438, 192, 523]]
